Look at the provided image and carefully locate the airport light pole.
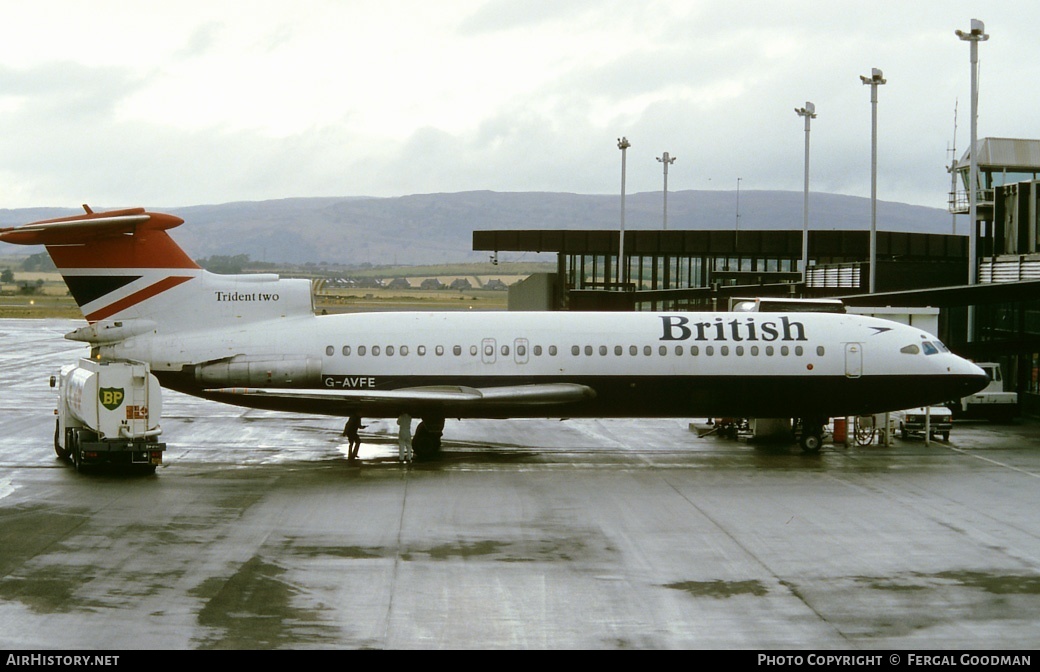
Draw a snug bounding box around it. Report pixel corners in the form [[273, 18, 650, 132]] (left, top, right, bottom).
[[795, 102, 816, 285], [957, 19, 988, 342], [657, 152, 676, 230], [617, 137, 631, 289], [860, 69, 885, 294]]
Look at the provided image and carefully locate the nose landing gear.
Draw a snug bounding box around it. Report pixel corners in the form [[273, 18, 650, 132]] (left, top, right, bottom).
[[796, 417, 827, 453]]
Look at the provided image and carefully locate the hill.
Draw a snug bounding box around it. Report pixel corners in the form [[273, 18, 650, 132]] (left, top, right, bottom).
[[0, 190, 956, 266]]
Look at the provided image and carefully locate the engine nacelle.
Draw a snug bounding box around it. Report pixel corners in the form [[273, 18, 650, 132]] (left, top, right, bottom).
[[193, 355, 322, 387]]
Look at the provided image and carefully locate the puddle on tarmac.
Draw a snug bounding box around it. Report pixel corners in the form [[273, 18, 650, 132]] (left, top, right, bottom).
[[663, 579, 769, 598]]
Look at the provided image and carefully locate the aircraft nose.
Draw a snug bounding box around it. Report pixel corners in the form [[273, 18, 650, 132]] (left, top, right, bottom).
[[957, 360, 990, 397]]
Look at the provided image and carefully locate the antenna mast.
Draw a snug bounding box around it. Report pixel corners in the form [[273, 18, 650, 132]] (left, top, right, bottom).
[[947, 99, 959, 235]]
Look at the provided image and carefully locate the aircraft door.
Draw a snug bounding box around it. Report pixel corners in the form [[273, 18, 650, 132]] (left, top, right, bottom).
[[844, 342, 863, 378], [514, 338, 529, 365], [482, 338, 497, 364]]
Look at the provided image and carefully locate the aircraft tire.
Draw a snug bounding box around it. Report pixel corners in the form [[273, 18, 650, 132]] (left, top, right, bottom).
[[800, 432, 821, 453], [412, 421, 442, 460]]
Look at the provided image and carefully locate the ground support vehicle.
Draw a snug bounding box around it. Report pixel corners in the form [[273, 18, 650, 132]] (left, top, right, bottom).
[[52, 358, 166, 473], [896, 406, 953, 442], [950, 362, 1017, 422]]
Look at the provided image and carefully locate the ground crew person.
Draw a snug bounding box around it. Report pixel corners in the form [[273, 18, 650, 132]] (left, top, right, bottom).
[[397, 414, 413, 463], [343, 415, 365, 460]]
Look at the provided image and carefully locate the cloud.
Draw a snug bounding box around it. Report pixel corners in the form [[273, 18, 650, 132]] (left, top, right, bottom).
[[0, 1, 1034, 210], [459, 0, 636, 35]]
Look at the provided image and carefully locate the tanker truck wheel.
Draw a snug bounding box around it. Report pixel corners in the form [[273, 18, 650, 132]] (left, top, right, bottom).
[[53, 419, 70, 461], [68, 428, 89, 473], [70, 429, 82, 472]]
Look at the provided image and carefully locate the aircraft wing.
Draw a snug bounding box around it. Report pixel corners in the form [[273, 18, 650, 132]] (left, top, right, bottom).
[[204, 382, 596, 414]]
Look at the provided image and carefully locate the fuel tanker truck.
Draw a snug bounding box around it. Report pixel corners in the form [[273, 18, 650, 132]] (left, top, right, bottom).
[[52, 358, 166, 473]]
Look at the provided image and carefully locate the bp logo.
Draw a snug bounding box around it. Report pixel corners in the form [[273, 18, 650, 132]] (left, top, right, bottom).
[[99, 387, 125, 411]]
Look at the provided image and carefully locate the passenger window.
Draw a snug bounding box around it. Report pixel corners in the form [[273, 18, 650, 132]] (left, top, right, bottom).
[[358, 346, 367, 356], [372, 346, 381, 356], [706, 346, 714, 356], [900, 344, 920, 355], [751, 346, 759, 356], [766, 346, 774, 356], [401, 346, 408, 356], [781, 346, 789, 356], [599, 345, 607, 356], [325, 345, 334, 357], [691, 345, 699, 356], [549, 345, 557, 356], [435, 345, 444, 356], [630, 345, 638, 356], [816, 346, 825, 356], [534, 345, 542, 356], [502, 345, 510, 356], [643, 346, 652, 356], [470, 345, 478, 356], [453, 345, 461, 356], [795, 346, 803, 356], [342, 345, 351, 356], [485, 344, 494, 357], [584, 345, 593, 356], [571, 345, 579, 356], [386, 345, 394, 356], [659, 345, 667, 356], [721, 346, 729, 356], [675, 345, 683, 355], [736, 346, 744, 356], [418, 345, 426, 356], [615, 345, 623, 356], [516, 345, 525, 356]]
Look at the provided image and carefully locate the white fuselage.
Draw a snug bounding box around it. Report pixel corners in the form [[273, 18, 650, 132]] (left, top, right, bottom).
[[103, 310, 988, 420]]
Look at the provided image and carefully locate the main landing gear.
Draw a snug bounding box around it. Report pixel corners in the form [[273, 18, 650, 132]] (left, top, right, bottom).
[[412, 417, 444, 460]]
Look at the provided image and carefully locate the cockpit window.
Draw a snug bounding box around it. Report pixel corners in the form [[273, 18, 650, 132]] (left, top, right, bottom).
[[900, 344, 920, 355], [922, 341, 939, 355]]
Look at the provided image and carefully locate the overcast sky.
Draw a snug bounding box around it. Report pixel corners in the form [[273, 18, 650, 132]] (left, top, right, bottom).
[[0, 1, 1035, 211]]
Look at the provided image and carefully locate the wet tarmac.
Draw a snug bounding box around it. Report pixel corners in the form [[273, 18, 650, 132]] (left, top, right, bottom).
[[1, 319, 1039, 650]]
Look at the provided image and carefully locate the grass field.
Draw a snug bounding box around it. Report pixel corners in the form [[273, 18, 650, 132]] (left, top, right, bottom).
[[0, 295, 83, 319], [0, 272, 82, 319], [317, 287, 507, 312]]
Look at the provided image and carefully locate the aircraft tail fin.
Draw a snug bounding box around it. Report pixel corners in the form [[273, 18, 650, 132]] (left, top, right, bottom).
[[0, 206, 199, 323], [0, 206, 313, 333]]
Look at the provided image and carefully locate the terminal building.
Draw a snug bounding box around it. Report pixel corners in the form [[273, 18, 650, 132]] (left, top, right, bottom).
[[473, 137, 1040, 416]]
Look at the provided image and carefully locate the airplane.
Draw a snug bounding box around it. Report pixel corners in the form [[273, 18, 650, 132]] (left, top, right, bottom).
[[0, 206, 988, 455]]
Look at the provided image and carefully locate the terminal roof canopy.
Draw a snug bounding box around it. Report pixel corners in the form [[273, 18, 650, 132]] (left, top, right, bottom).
[[956, 138, 1040, 187]]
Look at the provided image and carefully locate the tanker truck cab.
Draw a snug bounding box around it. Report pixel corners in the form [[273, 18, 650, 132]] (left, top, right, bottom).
[[52, 358, 166, 473]]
